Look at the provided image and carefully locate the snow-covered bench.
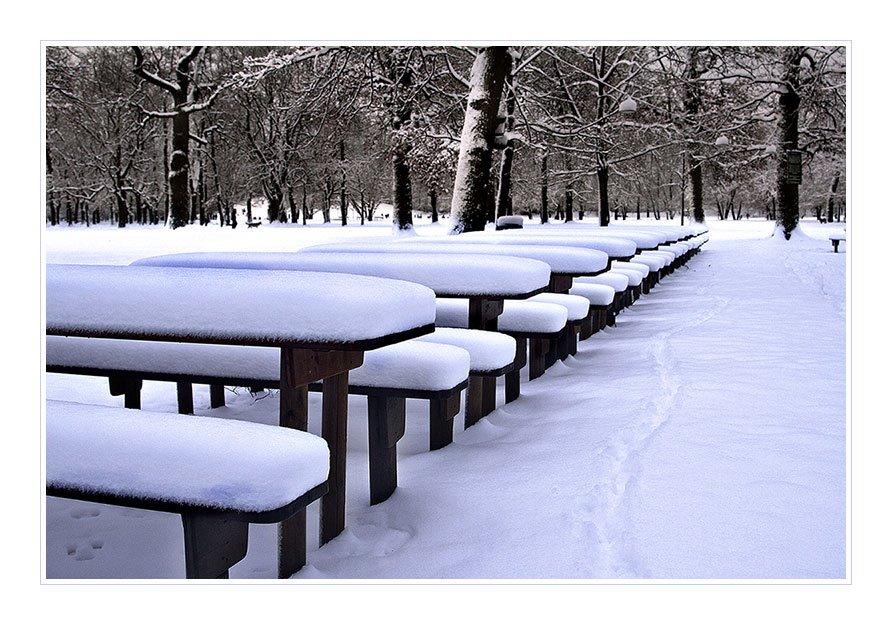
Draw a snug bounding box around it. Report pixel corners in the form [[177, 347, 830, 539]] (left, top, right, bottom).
[[495, 215, 525, 230], [46, 336, 471, 508], [568, 282, 616, 339], [575, 271, 631, 326], [46, 399, 329, 578], [46, 263, 436, 576], [830, 232, 846, 253], [436, 298, 570, 408]]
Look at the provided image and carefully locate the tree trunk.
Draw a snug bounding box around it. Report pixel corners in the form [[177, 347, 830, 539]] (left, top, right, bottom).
[[827, 170, 840, 223], [597, 166, 609, 226], [684, 47, 707, 224], [540, 151, 549, 224], [169, 108, 191, 229], [429, 189, 438, 223], [776, 47, 804, 239], [392, 150, 413, 230], [688, 154, 705, 223], [449, 47, 512, 234], [565, 186, 574, 222], [496, 70, 517, 218], [339, 139, 348, 226]]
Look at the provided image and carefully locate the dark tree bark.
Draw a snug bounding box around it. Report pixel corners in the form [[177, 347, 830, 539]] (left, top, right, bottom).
[[449, 47, 512, 233], [597, 165, 610, 226], [132, 46, 204, 229], [776, 46, 805, 239], [827, 170, 840, 223], [540, 151, 549, 224], [684, 47, 707, 224], [339, 139, 348, 226], [496, 69, 517, 218], [429, 189, 438, 223]]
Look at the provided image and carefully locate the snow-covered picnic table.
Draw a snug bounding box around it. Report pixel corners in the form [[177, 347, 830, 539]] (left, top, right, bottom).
[[132, 250, 552, 426], [45, 263, 436, 577], [301, 240, 610, 294]]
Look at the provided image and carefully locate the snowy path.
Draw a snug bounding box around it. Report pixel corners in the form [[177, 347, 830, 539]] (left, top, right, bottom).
[[43, 223, 847, 580]]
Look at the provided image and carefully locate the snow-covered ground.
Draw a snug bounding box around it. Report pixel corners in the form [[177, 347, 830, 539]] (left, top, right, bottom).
[[34, 216, 868, 618]]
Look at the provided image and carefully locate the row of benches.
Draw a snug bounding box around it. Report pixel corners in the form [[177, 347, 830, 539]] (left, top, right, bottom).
[[46, 224, 708, 578]]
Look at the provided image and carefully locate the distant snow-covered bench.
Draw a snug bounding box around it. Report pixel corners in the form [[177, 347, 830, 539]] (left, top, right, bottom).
[[830, 232, 846, 253], [46, 399, 329, 578]]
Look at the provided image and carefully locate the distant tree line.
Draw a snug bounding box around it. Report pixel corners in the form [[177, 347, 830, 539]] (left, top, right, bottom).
[[45, 45, 845, 238]]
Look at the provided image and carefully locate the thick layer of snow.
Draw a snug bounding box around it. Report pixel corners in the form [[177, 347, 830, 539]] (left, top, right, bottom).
[[434, 298, 568, 334], [306, 240, 609, 275], [47, 264, 435, 346], [418, 230, 639, 260], [569, 282, 616, 306], [499, 300, 568, 334], [411, 328, 516, 373], [612, 268, 644, 287], [47, 399, 329, 512], [528, 293, 591, 321], [47, 336, 470, 393], [133, 251, 551, 299], [577, 271, 630, 292], [612, 261, 653, 277], [352, 341, 470, 391]]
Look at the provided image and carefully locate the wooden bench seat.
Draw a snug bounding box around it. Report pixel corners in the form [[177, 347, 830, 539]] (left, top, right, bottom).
[[435, 298, 569, 406], [46, 336, 470, 508], [46, 399, 329, 578], [568, 282, 615, 339], [575, 272, 631, 326]]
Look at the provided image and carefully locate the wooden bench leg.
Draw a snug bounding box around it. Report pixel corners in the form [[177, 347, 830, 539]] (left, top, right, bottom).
[[209, 384, 226, 409], [568, 324, 579, 356], [319, 371, 350, 546], [429, 393, 461, 450], [529, 338, 547, 380], [579, 314, 594, 341], [505, 338, 526, 403], [367, 396, 406, 505], [482, 376, 497, 416], [465, 375, 484, 428], [176, 381, 194, 415], [278, 381, 309, 579], [109, 375, 142, 410], [181, 512, 249, 579]]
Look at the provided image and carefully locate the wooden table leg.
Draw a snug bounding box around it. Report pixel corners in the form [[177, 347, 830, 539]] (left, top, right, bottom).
[[277, 347, 361, 576], [278, 362, 309, 579], [319, 371, 350, 545]]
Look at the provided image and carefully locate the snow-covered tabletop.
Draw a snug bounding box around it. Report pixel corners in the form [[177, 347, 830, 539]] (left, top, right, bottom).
[[302, 241, 609, 276], [452, 230, 639, 260], [132, 251, 551, 299], [47, 263, 435, 349]]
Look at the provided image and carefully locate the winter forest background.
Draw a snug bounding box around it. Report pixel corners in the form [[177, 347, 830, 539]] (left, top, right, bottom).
[[44, 45, 845, 235]]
